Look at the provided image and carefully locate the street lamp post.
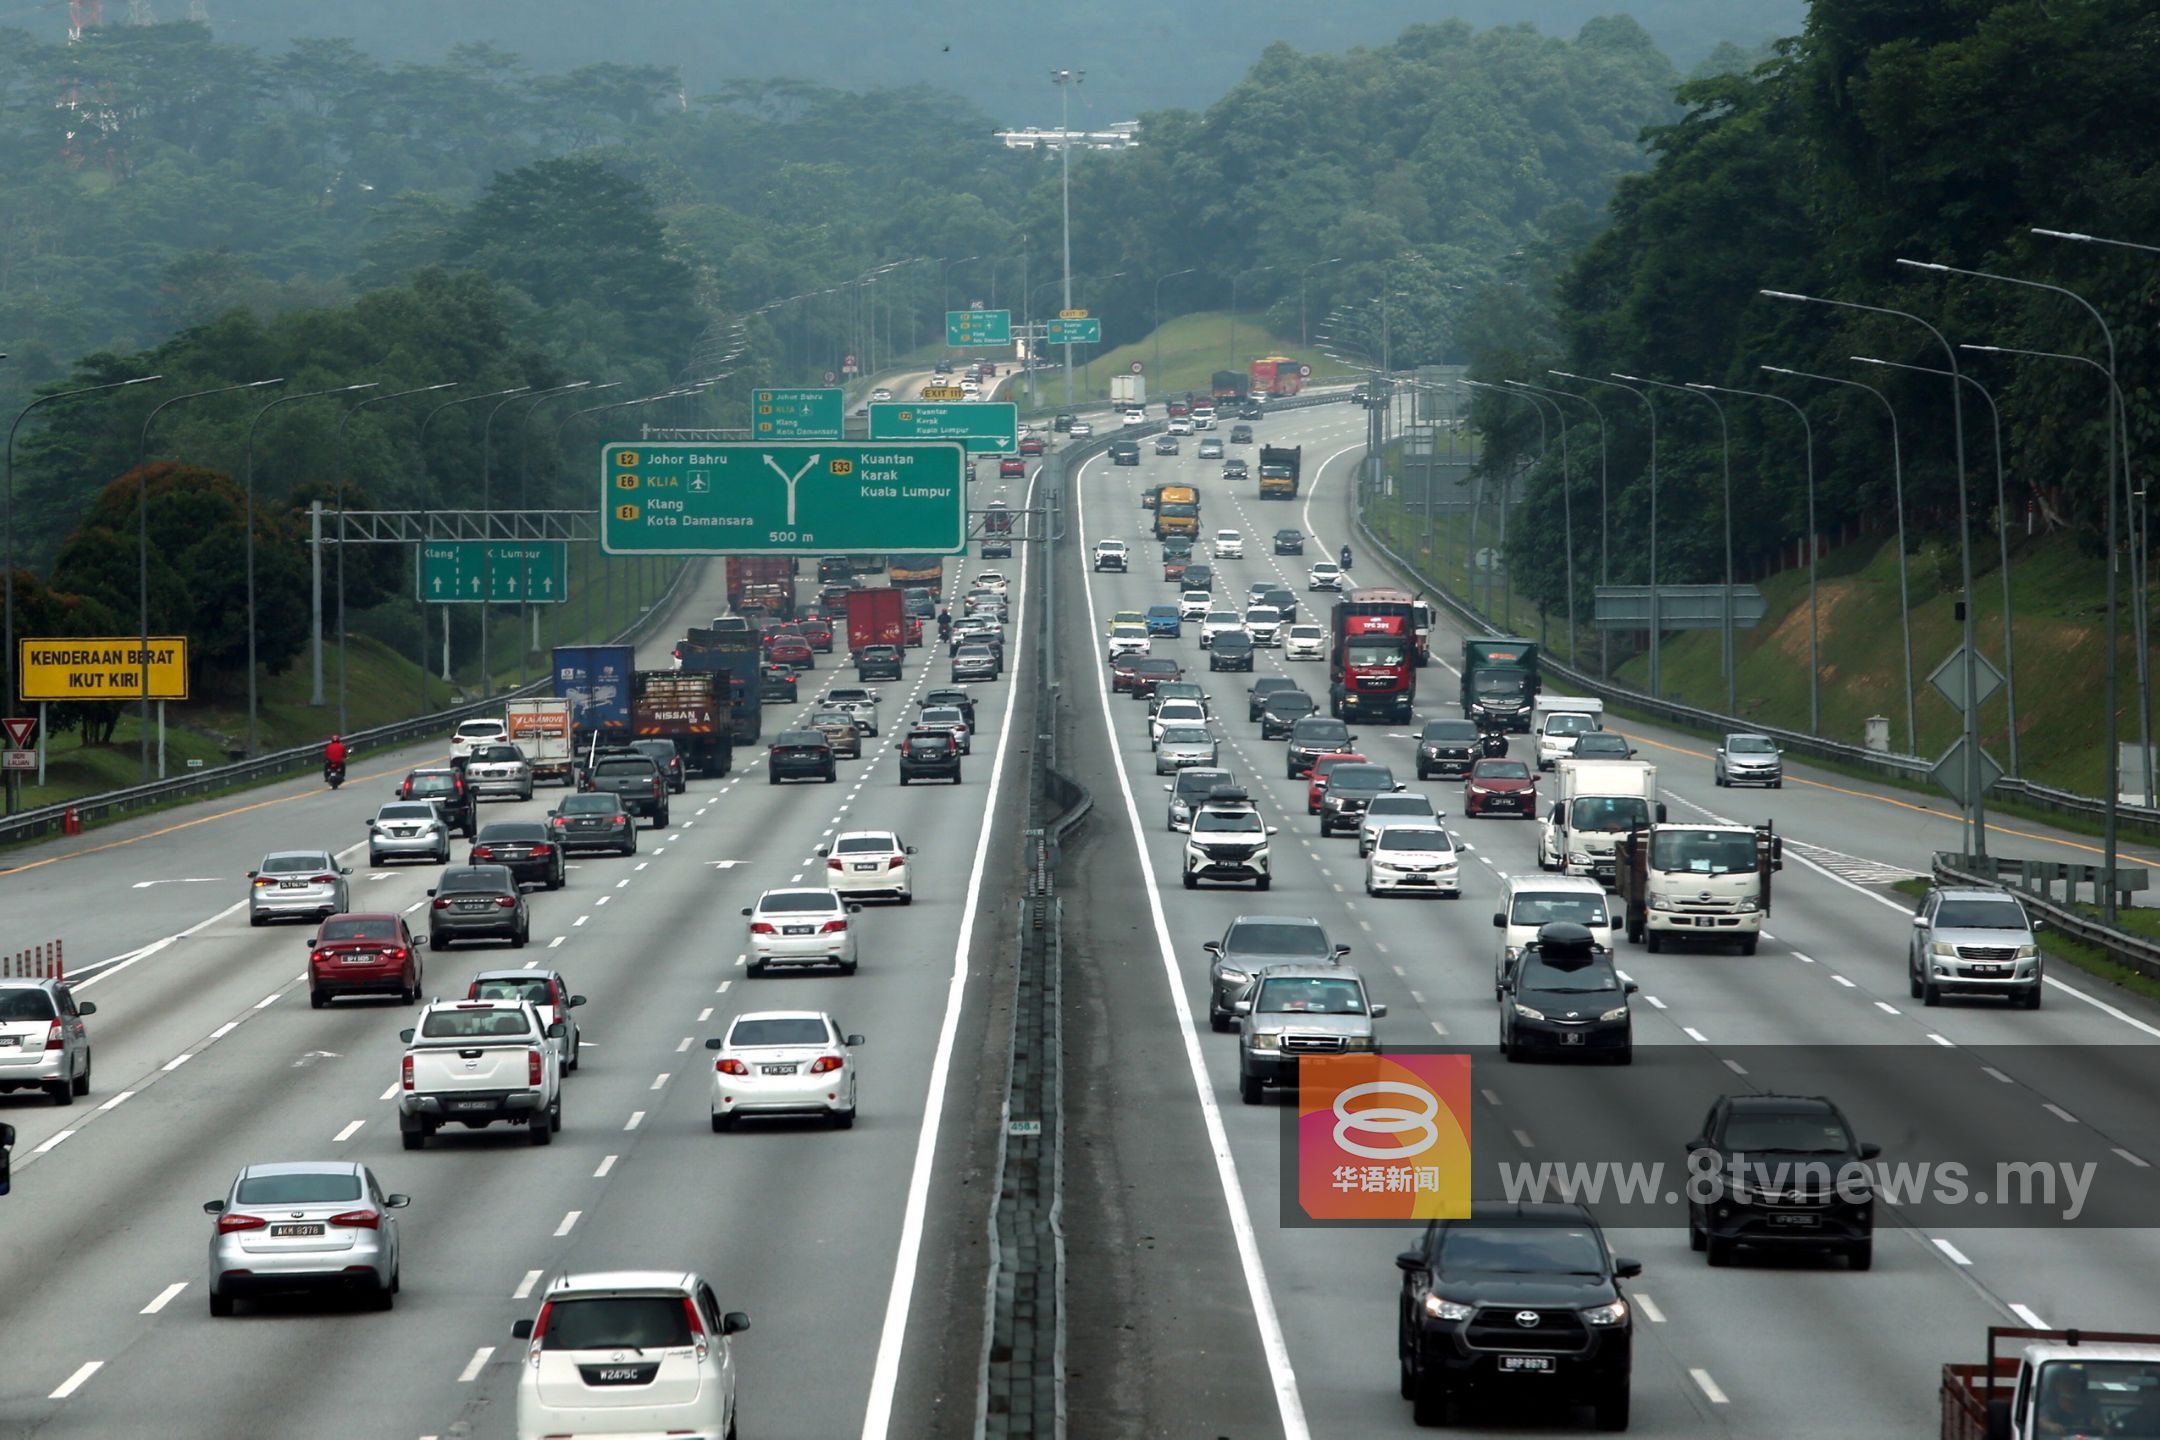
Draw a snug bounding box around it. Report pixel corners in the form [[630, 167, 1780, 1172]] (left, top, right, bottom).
[[1462, 379, 1545, 640], [1152, 267, 1196, 390], [1052, 69, 1083, 407], [245, 383, 377, 757], [1691, 382, 1821, 735], [1228, 266, 1277, 380], [517, 383, 620, 681], [1558, 372, 1662, 696], [1619, 374, 1737, 716], [1532, 377, 1611, 677], [1853, 354, 2021, 776], [1299, 257, 1344, 350]]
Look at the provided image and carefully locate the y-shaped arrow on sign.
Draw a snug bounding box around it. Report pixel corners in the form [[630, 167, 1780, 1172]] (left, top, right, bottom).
[[763, 453, 820, 526]]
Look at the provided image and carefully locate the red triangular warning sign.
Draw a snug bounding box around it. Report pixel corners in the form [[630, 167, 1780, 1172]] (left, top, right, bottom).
[[2, 717, 36, 747]]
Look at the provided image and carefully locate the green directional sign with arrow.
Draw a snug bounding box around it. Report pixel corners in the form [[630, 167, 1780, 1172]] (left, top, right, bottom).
[[417, 542, 569, 604], [947, 309, 1012, 347], [601, 441, 967, 555], [1045, 317, 1101, 344]]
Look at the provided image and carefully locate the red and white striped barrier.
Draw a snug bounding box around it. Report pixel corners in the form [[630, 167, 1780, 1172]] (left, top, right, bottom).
[[0, 940, 63, 981]]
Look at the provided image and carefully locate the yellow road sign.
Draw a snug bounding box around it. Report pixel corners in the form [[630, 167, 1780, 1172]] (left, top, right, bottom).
[[1059, 308, 1088, 320], [920, 386, 968, 401], [18, 637, 189, 702]]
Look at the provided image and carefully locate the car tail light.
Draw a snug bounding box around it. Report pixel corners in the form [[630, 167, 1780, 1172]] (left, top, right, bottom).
[[527, 1300, 553, 1367], [387, 948, 408, 961], [809, 1056, 844, 1075], [494, 896, 517, 908], [828, 858, 844, 871], [328, 1209, 381, 1230], [310, 873, 338, 884], [217, 1212, 268, 1234], [819, 919, 849, 934], [749, 922, 776, 935], [888, 856, 906, 869], [252, 877, 275, 888], [472, 846, 494, 859], [528, 1049, 543, 1085], [716, 1058, 748, 1075], [682, 1295, 711, 1360], [44, 1020, 64, 1051], [402, 1055, 414, 1091], [530, 844, 552, 856], [432, 897, 451, 909], [552, 817, 568, 828]]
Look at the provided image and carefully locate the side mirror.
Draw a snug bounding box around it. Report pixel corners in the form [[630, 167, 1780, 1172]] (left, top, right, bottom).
[[742, 908, 753, 917], [1333, 945, 1353, 959], [1231, 999, 1252, 1016], [75, 1002, 95, 1017], [1371, 1003, 1389, 1019], [1202, 941, 1222, 957], [340, 866, 354, 876], [721, 1311, 751, 1336], [847, 903, 863, 914], [425, 888, 437, 897], [2031, 919, 2044, 931], [1654, 802, 1668, 824], [385, 1193, 411, 1209], [1395, 1249, 1427, 1274], [1492, 914, 1506, 928], [845, 1033, 866, 1046], [511, 1318, 535, 1341], [1910, 914, 1927, 928], [545, 1021, 565, 1038], [814, 846, 829, 858], [1859, 1142, 1882, 1161], [245, 870, 257, 879], [1163, 784, 1174, 793], [303, 938, 317, 949], [202, 1199, 225, 1214], [1265, 826, 1279, 835], [704, 1037, 723, 1051], [569, 995, 587, 1008], [1714, 748, 1725, 758], [399, 1029, 416, 1043], [1624, 982, 1640, 995], [1613, 1257, 1643, 1280], [905, 846, 917, 855]]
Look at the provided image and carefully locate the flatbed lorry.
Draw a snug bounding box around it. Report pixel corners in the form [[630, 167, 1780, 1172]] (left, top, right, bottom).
[[1943, 1327, 2160, 1439]]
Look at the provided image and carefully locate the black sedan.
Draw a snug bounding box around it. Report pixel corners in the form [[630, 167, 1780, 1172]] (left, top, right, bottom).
[[628, 738, 687, 794], [1247, 676, 1300, 720], [768, 730, 838, 784], [1497, 923, 1635, 1063], [1258, 691, 1319, 739], [1208, 631, 1255, 671], [760, 664, 800, 703], [1272, 528, 1305, 555], [468, 821, 565, 891], [548, 792, 637, 856]]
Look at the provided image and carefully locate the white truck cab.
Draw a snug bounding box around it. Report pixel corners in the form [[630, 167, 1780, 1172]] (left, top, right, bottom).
[[1540, 759, 1657, 886], [1534, 696, 1605, 770], [1943, 1327, 2160, 1440], [1615, 819, 1780, 955]]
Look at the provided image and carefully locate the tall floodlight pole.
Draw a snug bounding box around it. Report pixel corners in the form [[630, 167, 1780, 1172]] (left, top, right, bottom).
[[1052, 69, 1083, 407], [1152, 267, 1196, 389], [1620, 374, 1737, 715], [1763, 286, 1984, 858], [1692, 382, 1820, 735], [1559, 372, 1662, 696], [1536, 376, 1612, 676], [1299, 257, 1344, 350]]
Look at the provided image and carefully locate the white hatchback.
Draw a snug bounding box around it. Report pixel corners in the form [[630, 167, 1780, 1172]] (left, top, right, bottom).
[[513, 1271, 747, 1440], [705, 1011, 863, 1130], [817, 830, 916, 902], [1243, 606, 1284, 646], [743, 888, 861, 976], [1308, 562, 1344, 591], [974, 571, 1010, 595], [1167, 417, 1195, 435], [1284, 624, 1326, 660], [1212, 530, 1245, 559], [1179, 591, 1213, 622]]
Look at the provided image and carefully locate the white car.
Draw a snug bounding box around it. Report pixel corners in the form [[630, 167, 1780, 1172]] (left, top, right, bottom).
[[974, 571, 1010, 595], [1069, 420, 1094, 438], [870, 386, 893, 401], [450, 718, 508, 762], [743, 888, 861, 976], [1122, 407, 1146, 426], [1284, 623, 1326, 660], [512, 1271, 748, 1440], [1167, 417, 1195, 436], [918, 705, 973, 754], [1243, 606, 1284, 646], [1494, 875, 1613, 996], [1179, 590, 1213, 621], [1308, 561, 1344, 591], [817, 830, 915, 903], [1199, 612, 1246, 648], [0, 977, 95, 1104], [1106, 625, 1151, 660], [1212, 530, 1245, 559], [1191, 409, 1217, 429], [1365, 824, 1461, 897], [961, 378, 981, 393], [1150, 699, 1210, 747], [705, 1011, 863, 1130], [1358, 792, 1444, 856]]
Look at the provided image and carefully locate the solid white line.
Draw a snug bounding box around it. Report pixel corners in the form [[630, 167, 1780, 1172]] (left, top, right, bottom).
[[594, 1154, 617, 1178], [625, 1111, 644, 1130], [1690, 1369, 1730, 1405], [33, 1129, 74, 1153], [1051, 448, 1311, 1440], [554, 1211, 580, 1237], [457, 1347, 493, 1383], [2010, 1303, 2049, 1328], [1933, 1237, 1974, 1266], [333, 1120, 364, 1143], [2116, 1147, 2150, 1168], [514, 1269, 544, 1299], [140, 1282, 188, 1314], [2043, 1102, 2079, 1124], [48, 1361, 102, 1399]]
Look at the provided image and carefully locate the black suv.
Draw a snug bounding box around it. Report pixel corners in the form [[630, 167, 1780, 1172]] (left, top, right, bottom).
[[1258, 586, 1298, 624], [399, 767, 476, 839], [920, 688, 977, 730], [1258, 691, 1318, 738], [1208, 630, 1255, 671], [1286, 716, 1356, 776], [469, 821, 565, 890], [898, 729, 962, 785], [768, 730, 837, 784], [857, 645, 904, 682], [1273, 528, 1305, 555], [1417, 719, 1483, 779], [1247, 676, 1300, 721], [629, 738, 687, 794], [1316, 762, 1401, 837], [1396, 1202, 1638, 1429], [1222, 457, 1250, 480], [581, 751, 669, 827], [1497, 922, 1635, 1063], [1183, 563, 1214, 593], [1686, 1094, 1880, 1269], [1052, 412, 1076, 433], [1110, 439, 1141, 466]]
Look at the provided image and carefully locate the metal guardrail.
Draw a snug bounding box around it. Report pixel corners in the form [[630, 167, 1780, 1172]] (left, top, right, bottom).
[[1352, 511, 2160, 839], [0, 559, 700, 849], [1931, 852, 2160, 982]]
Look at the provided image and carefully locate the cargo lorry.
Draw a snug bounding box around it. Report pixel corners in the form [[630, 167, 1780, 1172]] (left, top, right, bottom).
[[1540, 759, 1656, 886], [1211, 369, 1247, 402], [1615, 818, 1780, 954], [503, 699, 575, 786], [846, 588, 906, 654], [726, 556, 795, 618], [632, 671, 734, 776], [671, 629, 763, 745], [1461, 636, 1541, 732], [1154, 485, 1200, 540], [553, 645, 636, 748], [1110, 374, 1146, 407], [1257, 445, 1302, 499], [1943, 1327, 2160, 1440], [1328, 588, 1418, 723], [1533, 696, 1606, 771]]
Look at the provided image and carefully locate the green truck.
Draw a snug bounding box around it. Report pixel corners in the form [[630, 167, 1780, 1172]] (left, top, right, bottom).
[[1460, 637, 1541, 731]]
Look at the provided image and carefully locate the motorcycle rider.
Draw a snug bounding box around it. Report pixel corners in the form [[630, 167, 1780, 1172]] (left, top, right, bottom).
[[323, 734, 348, 785], [1339, 543, 1353, 571]]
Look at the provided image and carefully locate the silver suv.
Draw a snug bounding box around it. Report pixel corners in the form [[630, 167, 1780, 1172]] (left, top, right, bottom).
[[0, 978, 96, 1104], [1909, 886, 2042, 1008], [1233, 965, 1385, 1104]]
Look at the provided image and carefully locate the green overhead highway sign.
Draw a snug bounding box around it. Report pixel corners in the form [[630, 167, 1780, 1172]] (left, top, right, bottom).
[[601, 441, 967, 555], [867, 401, 1019, 455], [752, 387, 844, 441], [946, 309, 1012, 347], [1045, 317, 1101, 345], [418, 542, 568, 604]]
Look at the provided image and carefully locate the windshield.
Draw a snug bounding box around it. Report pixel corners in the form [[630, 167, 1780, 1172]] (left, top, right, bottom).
[[593, 759, 655, 777], [1650, 831, 1759, 875], [759, 891, 840, 913], [1175, 772, 1229, 799], [835, 836, 895, 855], [474, 744, 524, 762], [1935, 899, 2030, 930], [1570, 796, 1650, 833], [1367, 797, 1433, 817], [1224, 922, 1330, 958], [1327, 766, 1393, 790], [1293, 721, 1350, 745], [2031, 1361, 2160, 1433], [1244, 610, 1279, 624], [539, 1296, 693, 1352], [1435, 1225, 1607, 1276], [1162, 727, 1211, 745], [1544, 714, 1595, 736], [1267, 695, 1316, 715], [262, 854, 331, 874], [1346, 640, 1405, 667], [1161, 503, 1198, 518], [1255, 977, 1367, 1014], [1519, 954, 1621, 993], [1423, 723, 1478, 742], [1728, 735, 1777, 754], [235, 1171, 362, 1205], [1474, 671, 1524, 695], [456, 722, 503, 738], [1376, 829, 1454, 853], [561, 794, 618, 814], [439, 870, 507, 894], [473, 978, 552, 1006], [420, 1007, 533, 1038], [1193, 809, 1264, 834], [1509, 893, 1608, 927], [1477, 761, 1532, 780], [319, 918, 398, 942], [731, 1017, 831, 1047], [1721, 1111, 1851, 1155]]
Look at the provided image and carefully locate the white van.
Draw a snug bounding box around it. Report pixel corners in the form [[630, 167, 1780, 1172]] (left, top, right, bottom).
[[1491, 875, 1612, 997], [1534, 697, 1605, 770]]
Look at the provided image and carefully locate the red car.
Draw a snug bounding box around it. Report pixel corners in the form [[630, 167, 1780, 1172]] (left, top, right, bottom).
[[905, 615, 925, 648], [1464, 757, 1539, 818], [798, 616, 835, 652], [1000, 456, 1027, 478], [1110, 654, 1148, 694], [768, 637, 815, 670], [1164, 556, 1189, 582], [1129, 656, 1185, 698], [1019, 435, 1046, 456], [1305, 752, 1371, 814], [306, 913, 422, 1009]]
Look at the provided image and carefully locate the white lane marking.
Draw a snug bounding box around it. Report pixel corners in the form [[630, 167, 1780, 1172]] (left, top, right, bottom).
[[675, 1037, 692, 1053], [1511, 1128, 1535, 1149], [2010, 1303, 2049, 1328], [1792, 952, 1815, 964], [863, 465, 1042, 1440], [625, 1111, 644, 1131], [554, 1211, 580, 1237], [97, 1090, 134, 1111], [649, 1073, 667, 1091], [615, 878, 629, 889], [210, 1021, 238, 1040], [595, 895, 610, 906], [255, 992, 281, 1009], [594, 1155, 617, 1179], [162, 1053, 192, 1071], [1983, 1067, 2014, 1084], [1430, 1020, 1448, 1038], [1480, 1089, 1503, 1107], [1933, 1238, 1974, 1266], [1874, 1001, 1901, 1015], [717, 980, 732, 994], [1683, 1027, 1709, 1043], [333, 1120, 364, 1143], [697, 1007, 713, 1022], [140, 1282, 188, 1314], [34, 1130, 74, 1154], [378, 1084, 398, 1102], [1723, 1059, 1747, 1076], [1690, 1369, 1730, 1405], [574, 916, 588, 927], [635, 861, 649, 872], [1928, 1033, 1956, 1047], [1831, 975, 1856, 988], [49, 1361, 103, 1399], [1630, 1293, 1668, 1326], [2115, 1148, 2150, 1168], [514, 1269, 544, 1299], [548, 936, 565, 949], [457, 1347, 493, 1383], [2043, 1103, 2079, 1124], [1644, 996, 1667, 1010]]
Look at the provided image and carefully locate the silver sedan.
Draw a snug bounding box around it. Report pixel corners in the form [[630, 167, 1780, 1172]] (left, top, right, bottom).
[[248, 850, 353, 925], [366, 802, 451, 866], [1155, 725, 1220, 775], [204, 1161, 408, 1315]]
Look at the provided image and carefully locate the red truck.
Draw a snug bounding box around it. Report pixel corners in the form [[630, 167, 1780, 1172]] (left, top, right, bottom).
[[846, 588, 906, 655], [726, 557, 796, 618], [1328, 587, 1418, 723]]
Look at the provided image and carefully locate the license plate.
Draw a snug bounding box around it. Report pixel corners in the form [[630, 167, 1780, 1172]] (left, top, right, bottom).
[[784, 925, 814, 936], [341, 955, 373, 964], [1559, 1032, 1584, 1046], [0, 1035, 18, 1047], [853, 863, 879, 872], [270, 1223, 325, 1237], [1969, 965, 2008, 976], [451, 1099, 492, 1111], [1499, 1355, 1555, 1374], [1771, 1213, 1820, 1227], [280, 880, 309, 889], [458, 901, 489, 911], [761, 1064, 799, 1076]]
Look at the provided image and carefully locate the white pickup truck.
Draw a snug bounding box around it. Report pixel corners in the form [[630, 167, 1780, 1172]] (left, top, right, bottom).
[[397, 999, 563, 1149]]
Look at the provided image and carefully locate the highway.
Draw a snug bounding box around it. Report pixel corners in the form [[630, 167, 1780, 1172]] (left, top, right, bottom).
[[1059, 399, 2160, 1436], [0, 462, 1041, 1439]]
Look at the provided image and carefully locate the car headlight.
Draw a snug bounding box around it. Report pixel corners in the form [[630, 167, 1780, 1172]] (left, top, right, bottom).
[[1582, 1300, 1629, 1328], [1423, 1295, 1475, 1322], [1503, 945, 1522, 961], [1734, 898, 1760, 913], [1648, 896, 1673, 911], [1929, 940, 1958, 958], [1342, 1036, 1376, 1052], [1598, 1005, 1631, 1023], [1217, 967, 1250, 985], [2016, 944, 2039, 960], [1513, 1003, 1546, 1021], [1568, 852, 1593, 867], [1250, 1033, 1281, 1051]]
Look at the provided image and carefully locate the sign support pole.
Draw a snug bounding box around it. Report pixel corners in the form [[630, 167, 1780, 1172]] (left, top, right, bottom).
[[308, 500, 325, 706], [157, 700, 166, 779], [38, 702, 46, 786]]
